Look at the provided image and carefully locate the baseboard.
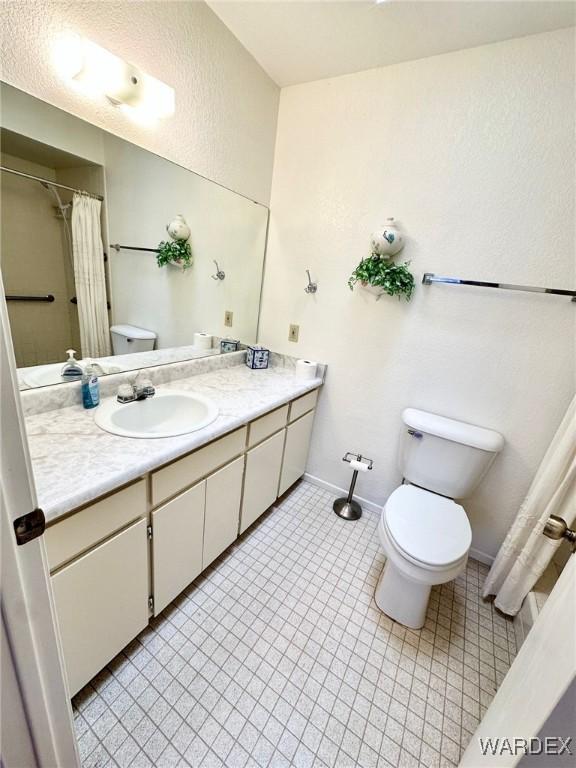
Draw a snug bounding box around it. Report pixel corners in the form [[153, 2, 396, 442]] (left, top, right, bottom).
[[469, 548, 494, 566], [303, 473, 381, 515]]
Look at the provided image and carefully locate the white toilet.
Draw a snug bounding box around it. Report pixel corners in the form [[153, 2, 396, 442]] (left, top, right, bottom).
[[375, 408, 504, 629], [110, 324, 157, 355]]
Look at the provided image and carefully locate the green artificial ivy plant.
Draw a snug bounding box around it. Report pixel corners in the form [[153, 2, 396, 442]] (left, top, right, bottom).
[[156, 239, 193, 270], [348, 254, 415, 301]]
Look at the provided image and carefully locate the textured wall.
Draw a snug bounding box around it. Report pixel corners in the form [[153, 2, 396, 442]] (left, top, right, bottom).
[[0, 1, 279, 204], [259, 29, 576, 560]]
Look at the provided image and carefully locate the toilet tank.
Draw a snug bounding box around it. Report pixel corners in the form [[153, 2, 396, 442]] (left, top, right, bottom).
[[399, 408, 504, 499], [110, 324, 156, 355]]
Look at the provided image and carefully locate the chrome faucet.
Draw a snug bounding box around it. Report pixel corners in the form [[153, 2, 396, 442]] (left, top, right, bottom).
[[117, 377, 155, 403]]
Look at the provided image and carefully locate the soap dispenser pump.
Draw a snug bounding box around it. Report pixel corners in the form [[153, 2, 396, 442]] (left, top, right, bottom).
[[61, 349, 83, 382]]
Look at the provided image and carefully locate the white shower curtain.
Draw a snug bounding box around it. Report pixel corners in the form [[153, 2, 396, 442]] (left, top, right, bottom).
[[482, 394, 576, 616], [71, 194, 111, 358]]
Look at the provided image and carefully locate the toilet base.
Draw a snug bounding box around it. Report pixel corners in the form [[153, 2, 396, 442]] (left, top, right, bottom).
[[374, 560, 431, 629]]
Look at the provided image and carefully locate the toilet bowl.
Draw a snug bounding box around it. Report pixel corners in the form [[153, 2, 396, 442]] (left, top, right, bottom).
[[374, 408, 504, 629], [375, 485, 471, 629]]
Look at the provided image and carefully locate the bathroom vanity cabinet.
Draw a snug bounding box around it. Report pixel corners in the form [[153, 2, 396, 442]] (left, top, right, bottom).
[[44, 389, 318, 696]]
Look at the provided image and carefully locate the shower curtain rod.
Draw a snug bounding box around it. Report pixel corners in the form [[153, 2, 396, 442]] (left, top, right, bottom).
[[0, 165, 104, 201]]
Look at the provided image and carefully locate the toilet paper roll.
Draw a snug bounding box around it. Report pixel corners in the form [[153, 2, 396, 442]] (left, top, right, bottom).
[[194, 332, 212, 350], [295, 359, 318, 380], [349, 459, 369, 472]]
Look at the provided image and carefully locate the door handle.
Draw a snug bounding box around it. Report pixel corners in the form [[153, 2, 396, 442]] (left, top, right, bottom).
[[543, 515, 576, 551]]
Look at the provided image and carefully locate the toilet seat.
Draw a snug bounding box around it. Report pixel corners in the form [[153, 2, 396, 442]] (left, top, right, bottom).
[[384, 485, 471, 568]]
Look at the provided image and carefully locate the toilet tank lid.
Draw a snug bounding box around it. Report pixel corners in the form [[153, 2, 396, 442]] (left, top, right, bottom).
[[402, 408, 504, 452], [110, 324, 156, 340]]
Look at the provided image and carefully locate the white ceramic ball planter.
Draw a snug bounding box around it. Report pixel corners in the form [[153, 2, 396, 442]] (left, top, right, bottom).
[[371, 217, 404, 257]]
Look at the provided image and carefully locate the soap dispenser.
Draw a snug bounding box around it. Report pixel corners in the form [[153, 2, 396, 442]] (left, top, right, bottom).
[[82, 362, 100, 409], [61, 349, 83, 382]]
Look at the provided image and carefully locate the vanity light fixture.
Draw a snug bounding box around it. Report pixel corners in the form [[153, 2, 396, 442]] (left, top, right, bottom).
[[52, 33, 175, 121]]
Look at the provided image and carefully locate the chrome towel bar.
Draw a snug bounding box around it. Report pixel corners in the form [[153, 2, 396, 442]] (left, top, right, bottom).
[[109, 244, 159, 253], [422, 273, 576, 302]]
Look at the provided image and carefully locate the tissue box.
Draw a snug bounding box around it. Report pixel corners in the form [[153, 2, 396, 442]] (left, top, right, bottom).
[[220, 338, 240, 353], [246, 345, 269, 369]]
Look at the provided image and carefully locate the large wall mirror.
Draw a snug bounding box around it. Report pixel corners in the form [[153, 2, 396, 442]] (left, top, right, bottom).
[[0, 84, 268, 390]]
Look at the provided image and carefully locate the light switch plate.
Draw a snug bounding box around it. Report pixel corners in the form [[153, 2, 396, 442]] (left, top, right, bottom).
[[288, 324, 299, 342], [224, 310, 233, 327]]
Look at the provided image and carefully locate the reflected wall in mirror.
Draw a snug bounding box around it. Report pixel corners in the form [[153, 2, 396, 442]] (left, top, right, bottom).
[[0, 84, 269, 390]]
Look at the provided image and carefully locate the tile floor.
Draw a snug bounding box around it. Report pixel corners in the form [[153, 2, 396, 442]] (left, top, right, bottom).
[[73, 481, 517, 768]]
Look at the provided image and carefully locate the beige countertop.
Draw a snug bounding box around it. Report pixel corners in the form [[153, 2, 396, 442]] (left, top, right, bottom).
[[25, 364, 322, 523]]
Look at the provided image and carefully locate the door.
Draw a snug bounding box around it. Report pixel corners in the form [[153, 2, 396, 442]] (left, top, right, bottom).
[[51, 519, 149, 696], [240, 430, 285, 533], [278, 410, 315, 496], [0, 275, 79, 766], [152, 480, 205, 614], [460, 553, 576, 766], [204, 456, 244, 568]]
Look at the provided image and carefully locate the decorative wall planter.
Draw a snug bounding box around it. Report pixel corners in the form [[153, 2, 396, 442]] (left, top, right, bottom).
[[371, 217, 405, 258], [348, 218, 415, 301], [359, 281, 385, 297], [157, 215, 193, 269], [166, 214, 191, 241]]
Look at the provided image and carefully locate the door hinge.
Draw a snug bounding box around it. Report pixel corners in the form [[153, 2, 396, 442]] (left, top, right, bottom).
[[148, 596, 154, 613], [13, 508, 45, 545], [147, 524, 153, 540]]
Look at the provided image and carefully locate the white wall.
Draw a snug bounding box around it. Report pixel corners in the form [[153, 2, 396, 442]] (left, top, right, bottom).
[[0, 1, 279, 204], [259, 28, 576, 559]]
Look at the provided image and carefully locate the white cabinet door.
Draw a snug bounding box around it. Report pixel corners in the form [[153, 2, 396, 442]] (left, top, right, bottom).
[[240, 430, 285, 534], [204, 456, 244, 568], [278, 410, 315, 497], [51, 518, 149, 697], [152, 481, 205, 615]]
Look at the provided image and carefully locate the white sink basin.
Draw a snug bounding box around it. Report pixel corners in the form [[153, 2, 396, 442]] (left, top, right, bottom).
[[94, 390, 219, 438], [20, 361, 122, 388]]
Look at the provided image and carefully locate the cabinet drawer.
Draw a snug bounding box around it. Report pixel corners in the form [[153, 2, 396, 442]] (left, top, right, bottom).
[[204, 456, 244, 568], [152, 481, 205, 615], [279, 410, 315, 496], [248, 405, 288, 448], [240, 430, 285, 534], [152, 427, 247, 506], [51, 518, 148, 697], [289, 390, 318, 423], [45, 480, 147, 572]]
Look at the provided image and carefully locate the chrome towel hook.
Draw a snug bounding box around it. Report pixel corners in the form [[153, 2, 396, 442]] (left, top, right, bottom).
[[304, 269, 318, 294], [211, 260, 225, 281]]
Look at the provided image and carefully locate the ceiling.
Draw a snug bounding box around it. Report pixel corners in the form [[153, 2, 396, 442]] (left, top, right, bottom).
[[207, 1, 575, 86]]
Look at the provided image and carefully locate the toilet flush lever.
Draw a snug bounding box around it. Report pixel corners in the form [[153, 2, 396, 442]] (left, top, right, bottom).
[[407, 429, 423, 439]]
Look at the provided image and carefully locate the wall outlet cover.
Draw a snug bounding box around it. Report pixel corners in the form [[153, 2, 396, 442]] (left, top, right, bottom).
[[289, 324, 299, 342]]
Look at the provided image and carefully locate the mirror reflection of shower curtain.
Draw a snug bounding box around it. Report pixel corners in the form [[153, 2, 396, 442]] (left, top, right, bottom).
[[71, 194, 111, 358]]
